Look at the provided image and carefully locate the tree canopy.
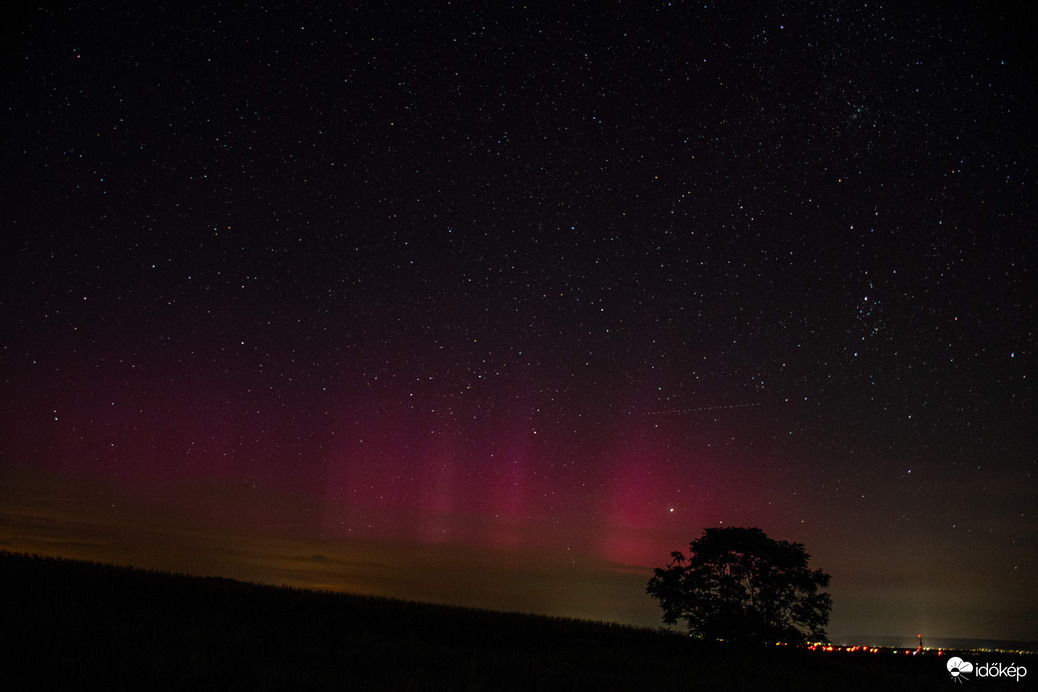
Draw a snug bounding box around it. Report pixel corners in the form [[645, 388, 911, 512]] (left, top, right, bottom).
[[646, 527, 831, 645]]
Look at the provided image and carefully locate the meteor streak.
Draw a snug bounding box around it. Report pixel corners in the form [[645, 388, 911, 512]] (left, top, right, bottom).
[[639, 402, 762, 416]]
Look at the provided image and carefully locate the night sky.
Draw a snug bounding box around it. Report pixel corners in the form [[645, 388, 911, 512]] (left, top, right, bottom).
[[1, 2, 1034, 642]]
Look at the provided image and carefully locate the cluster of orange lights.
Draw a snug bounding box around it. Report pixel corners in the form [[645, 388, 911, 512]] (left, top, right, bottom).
[[802, 643, 945, 656]]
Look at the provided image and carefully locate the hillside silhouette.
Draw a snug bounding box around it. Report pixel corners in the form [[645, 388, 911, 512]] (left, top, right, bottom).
[[1, 551, 1024, 690]]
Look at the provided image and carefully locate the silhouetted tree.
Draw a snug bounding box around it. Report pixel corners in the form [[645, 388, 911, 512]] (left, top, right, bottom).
[[646, 527, 831, 645]]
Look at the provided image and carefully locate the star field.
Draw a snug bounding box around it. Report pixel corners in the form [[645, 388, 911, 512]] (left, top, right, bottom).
[[1, 2, 1034, 639]]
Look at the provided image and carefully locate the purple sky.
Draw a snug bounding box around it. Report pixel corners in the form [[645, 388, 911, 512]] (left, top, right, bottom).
[[1, 2, 1034, 641]]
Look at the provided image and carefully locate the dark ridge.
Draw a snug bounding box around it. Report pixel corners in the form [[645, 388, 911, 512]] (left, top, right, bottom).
[[1, 551, 1028, 690]]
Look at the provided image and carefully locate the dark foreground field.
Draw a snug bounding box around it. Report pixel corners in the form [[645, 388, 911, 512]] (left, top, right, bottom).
[[1, 551, 1030, 690]]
